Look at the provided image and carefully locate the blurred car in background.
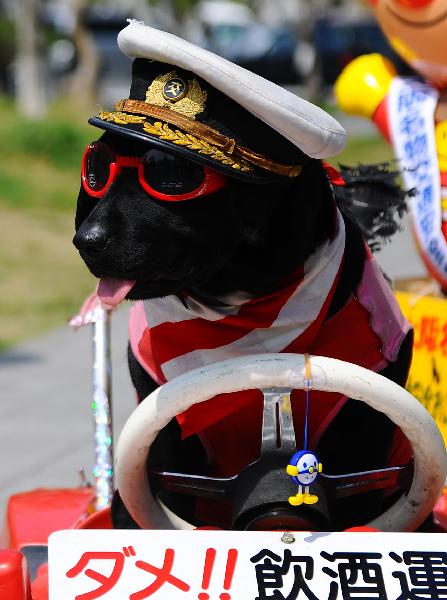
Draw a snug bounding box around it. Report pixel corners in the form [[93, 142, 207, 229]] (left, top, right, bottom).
[[185, 0, 315, 85], [45, 0, 314, 100], [312, 12, 411, 89]]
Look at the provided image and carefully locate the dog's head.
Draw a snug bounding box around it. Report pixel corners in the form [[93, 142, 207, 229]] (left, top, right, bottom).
[[74, 131, 334, 304], [74, 131, 248, 302], [72, 51, 346, 305]]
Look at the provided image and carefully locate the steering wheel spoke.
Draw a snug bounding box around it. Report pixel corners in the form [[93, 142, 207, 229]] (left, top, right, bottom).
[[153, 460, 413, 515], [261, 388, 296, 455], [152, 470, 238, 501], [321, 462, 413, 499]]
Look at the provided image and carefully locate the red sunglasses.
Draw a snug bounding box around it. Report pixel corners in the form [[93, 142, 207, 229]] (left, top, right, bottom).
[[81, 141, 228, 202]]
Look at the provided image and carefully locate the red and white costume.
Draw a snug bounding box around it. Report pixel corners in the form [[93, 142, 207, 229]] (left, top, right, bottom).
[[129, 208, 411, 475]]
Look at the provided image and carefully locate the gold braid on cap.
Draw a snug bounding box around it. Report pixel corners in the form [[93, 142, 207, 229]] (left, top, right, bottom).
[[98, 99, 303, 178]]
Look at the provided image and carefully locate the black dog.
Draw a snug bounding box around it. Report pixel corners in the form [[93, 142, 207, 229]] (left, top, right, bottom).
[[74, 127, 413, 530]]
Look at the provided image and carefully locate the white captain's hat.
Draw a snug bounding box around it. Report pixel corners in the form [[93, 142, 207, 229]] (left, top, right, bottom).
[[89, 20, 346, 182]]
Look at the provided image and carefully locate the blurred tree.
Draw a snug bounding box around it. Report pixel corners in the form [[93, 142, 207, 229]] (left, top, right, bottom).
[[63, 0, 99, 108], [0, 11, 14, 93], [13, 0, 47, 118]]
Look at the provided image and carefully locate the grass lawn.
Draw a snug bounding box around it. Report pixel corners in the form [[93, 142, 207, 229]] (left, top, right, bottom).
[[0, 99, 394, 350], [0, 206, 95, 350], [0, 101, 95, 350], [329, 133, 394, 168]]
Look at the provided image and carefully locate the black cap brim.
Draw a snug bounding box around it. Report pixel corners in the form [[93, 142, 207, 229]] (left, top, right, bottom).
[[89, 117, 277, 184]]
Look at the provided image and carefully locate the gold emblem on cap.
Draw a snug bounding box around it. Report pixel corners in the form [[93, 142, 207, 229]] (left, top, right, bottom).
[[162, 77, 187, 101], [146, 71, 207, 119]]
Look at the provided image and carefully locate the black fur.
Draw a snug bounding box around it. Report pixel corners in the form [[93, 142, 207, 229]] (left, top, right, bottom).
[[335, 163, 411, 252], [74, 132, 412, 529]]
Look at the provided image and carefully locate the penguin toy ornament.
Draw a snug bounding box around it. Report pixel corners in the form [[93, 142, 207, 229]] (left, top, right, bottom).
[[287, 450, 323, 506], [286, 354, 323, 506]]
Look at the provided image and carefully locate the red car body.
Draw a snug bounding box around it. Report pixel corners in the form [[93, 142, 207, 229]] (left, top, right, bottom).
[[1, 484, 447, 600]]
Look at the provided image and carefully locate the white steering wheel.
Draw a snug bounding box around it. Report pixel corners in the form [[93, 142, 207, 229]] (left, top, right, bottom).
[[115, 353, 447, 532]]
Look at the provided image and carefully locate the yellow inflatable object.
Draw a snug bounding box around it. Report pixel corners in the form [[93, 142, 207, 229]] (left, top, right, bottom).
[[334, 53, 397, 119], [396, 291, 447, 446], [435, 122, 447, 172]]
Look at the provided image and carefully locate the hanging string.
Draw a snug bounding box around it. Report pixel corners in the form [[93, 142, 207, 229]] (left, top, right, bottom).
[[303, 353, 312, 451]]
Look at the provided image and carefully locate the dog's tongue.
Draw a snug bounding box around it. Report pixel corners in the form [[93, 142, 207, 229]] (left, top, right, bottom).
[[97, 278, 136, 308]]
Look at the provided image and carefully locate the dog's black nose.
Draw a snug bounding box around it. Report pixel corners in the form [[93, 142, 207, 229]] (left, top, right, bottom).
[[73, 223, 109, 255]]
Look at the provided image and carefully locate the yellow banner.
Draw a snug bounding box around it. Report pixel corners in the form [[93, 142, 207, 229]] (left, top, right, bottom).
[[396, 292, 447, 445]]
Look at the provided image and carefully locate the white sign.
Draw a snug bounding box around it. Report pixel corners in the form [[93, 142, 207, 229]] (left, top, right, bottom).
[[49, 530, 447, 599]]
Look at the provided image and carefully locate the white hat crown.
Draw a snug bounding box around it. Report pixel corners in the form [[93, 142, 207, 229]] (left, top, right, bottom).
[[117, 20, 346, 160]]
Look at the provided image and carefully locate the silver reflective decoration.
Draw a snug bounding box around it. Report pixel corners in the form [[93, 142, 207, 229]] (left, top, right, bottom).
[[91, 306, 114, 510], [70, 299, 114, 510]]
